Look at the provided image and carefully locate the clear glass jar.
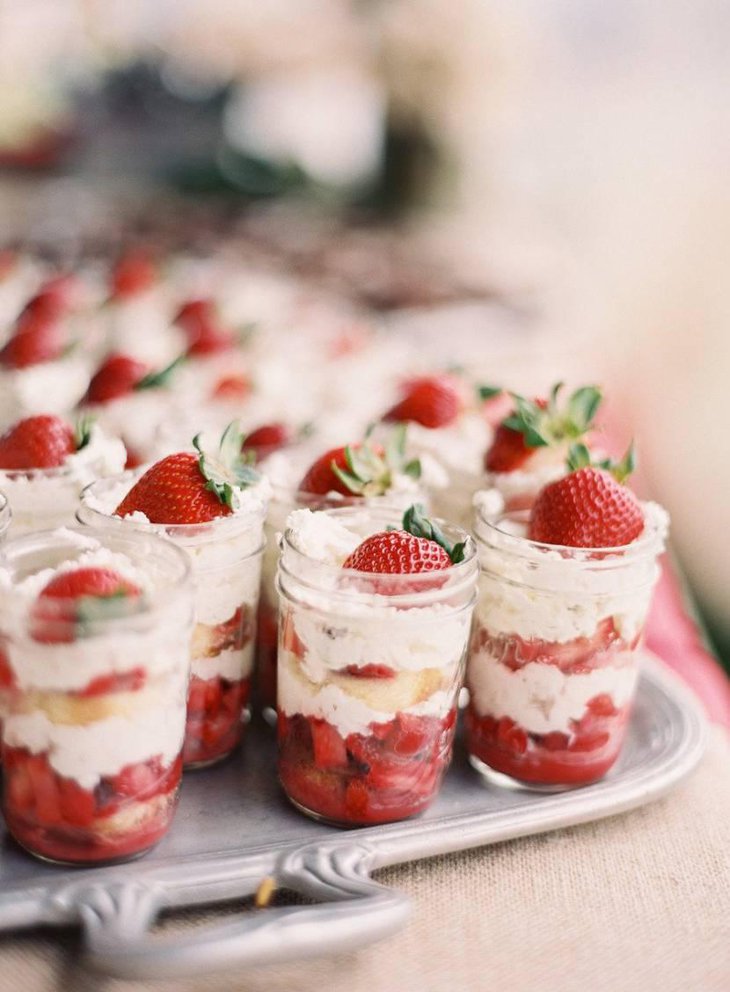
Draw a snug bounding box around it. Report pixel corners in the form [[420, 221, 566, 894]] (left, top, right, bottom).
[[0, 526, 192, 865], [79, 472, 267, 768], [0, 428, 126, 538], [277, 506, 478, 826], [258, 485, 429, 718], [466, 504, 668, 790]]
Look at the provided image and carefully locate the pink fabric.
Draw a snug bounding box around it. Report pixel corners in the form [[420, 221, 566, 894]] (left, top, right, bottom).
[[646, 559, 730, 727]]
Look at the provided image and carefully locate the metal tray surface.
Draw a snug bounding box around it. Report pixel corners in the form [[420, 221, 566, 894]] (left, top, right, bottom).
[[0, 656, 706, 979]]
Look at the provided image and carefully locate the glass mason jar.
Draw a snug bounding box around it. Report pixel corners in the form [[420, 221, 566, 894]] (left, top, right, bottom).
[[0, 428, 126, 538], [277, 506, 479, 826], [79, 473, 267, 768], [466, 504, 668, 790], [258, 485, 430, 719], [0, 526, 192, 865]]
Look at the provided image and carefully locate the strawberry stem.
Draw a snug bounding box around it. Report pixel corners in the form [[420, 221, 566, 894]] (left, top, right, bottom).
[[135, 354, 185, 391], [194, 422, 261, 509], [402, 503, 466, 564]]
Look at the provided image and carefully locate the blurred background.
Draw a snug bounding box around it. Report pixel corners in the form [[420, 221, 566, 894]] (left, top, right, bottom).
[[0, 0, 727, 666]]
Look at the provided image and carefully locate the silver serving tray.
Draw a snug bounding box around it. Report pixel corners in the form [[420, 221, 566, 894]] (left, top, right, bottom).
[[0, 655, 706, 980]]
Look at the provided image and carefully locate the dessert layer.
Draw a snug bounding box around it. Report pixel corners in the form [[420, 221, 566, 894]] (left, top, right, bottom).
[[468, 647, 638, 735]]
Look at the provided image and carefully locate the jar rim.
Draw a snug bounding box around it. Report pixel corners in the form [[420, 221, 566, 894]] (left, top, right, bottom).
[[474, 504, 668, 566], [79, 472, 267, 545], [0, 524, 191, 623], [280, 504, 478, 603]]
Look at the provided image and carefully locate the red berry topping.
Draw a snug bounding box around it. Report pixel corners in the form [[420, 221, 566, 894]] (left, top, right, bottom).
[[32, 567, 142, 644], [298, 428, 419, 498], [298, 445, 366, 497], [0, 314, 65, 369], [115, 452, 230, 524], [384, 375, 462, 429], [19, 274, 78, 323], [0, 415, 79, 470], [109, 249, 156, 300], [115, 422, 260, 524], [83, 353, 150, 405], [242, 422, 291, 460], [211, 373, 251, 402], [343, 530, 452, 574], [485, 384, 602, 473], [174, 298, 236, 357], [342, 505, 464, 574], [528, 466, 645, 548], [485, 420, 538, 473]]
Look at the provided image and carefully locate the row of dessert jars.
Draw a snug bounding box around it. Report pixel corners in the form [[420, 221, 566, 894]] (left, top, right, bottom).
[[78, 473, 267, 769], [0, 526, 193, 865], [276, 505, 479, 826], [257, 482, 430, 717], [464, 500, 667, 790]]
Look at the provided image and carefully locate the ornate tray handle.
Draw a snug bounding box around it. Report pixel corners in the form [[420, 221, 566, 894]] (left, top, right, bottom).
[[77, 842, 411, 980]]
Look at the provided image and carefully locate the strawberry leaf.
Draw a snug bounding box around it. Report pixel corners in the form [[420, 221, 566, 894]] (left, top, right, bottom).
[[567, 442, 592, 472], [402, 503, 465, 564], [194, 422, 261, 509], [135, 354, 185, 391], [74, 415, 95, 451], [566, 385, 602, 434], [477, 384, 502, 401]]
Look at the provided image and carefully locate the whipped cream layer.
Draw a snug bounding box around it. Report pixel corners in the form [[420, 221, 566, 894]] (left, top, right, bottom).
[[472, 501, 668, 644], [84, 474, 268, 626], [0, 354, 91, 431], [279, 649, 456, 737], [280, 508, 476, 680], [468, 648, 639, 735], [0, 425, 126, 537], [191, 644, 254, 683], [3, 689, 187, 790]]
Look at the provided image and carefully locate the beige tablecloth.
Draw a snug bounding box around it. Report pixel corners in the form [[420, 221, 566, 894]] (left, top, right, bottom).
[[1, 728, 728, 992]]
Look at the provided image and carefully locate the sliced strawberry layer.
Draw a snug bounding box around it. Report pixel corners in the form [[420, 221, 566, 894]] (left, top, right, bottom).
[[183, 675, 251, 767], [278, 708, 456, 825], [464, 695, 631, 786], [2, 747, 181, 863], [470, 618, 635, 675]]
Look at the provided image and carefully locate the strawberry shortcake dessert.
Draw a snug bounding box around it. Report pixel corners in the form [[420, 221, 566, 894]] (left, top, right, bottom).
[[79, 423, 269, 768], [0, 526, 193, 864], [277, 503, 478, 825], [467, 444, 668, 788]]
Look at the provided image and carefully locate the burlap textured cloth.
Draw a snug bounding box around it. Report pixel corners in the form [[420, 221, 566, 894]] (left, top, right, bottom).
[[0, 728, 728, 992]]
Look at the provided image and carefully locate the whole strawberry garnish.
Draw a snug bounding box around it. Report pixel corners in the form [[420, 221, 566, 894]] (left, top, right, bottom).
[[174, 298, 236, 357], [528, 444, 644, 548], [82, 353, 182, 405], [211, 373, 251, 402], [115, 422, 260, 524], [0, 314, 65, 369], [343, 504, 465, 573], [298, 426, 420, 498], [484, 383, 602, 473], [19, 274, 78, 323], [109, 249, 157, 300], [242, 422, 292, 461], [31, 567, 142, 644], [0, 415, 91, 470], [383, 374, 462, 429]]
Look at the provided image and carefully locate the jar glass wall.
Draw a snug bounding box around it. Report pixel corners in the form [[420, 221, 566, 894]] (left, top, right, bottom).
[[78, 473, 267, 768], [466, 506, 668, 789], [0, 526, 192, 865], [277, 506, 478, 826]]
